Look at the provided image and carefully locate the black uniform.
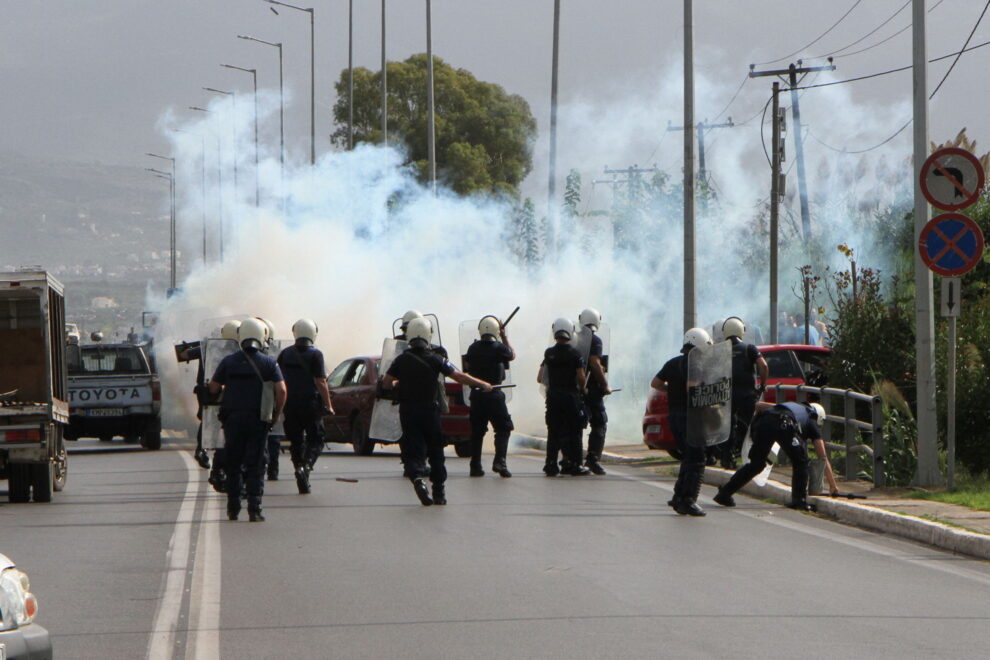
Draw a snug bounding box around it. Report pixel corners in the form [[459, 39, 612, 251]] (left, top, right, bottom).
[[657, 350, 706, 514], [583, 333, 608, 468], [718, 402, 818, 507], [463, 338, 514, 475], [211, 348, 283, 520], [277, 341, 328, 489], [386, 345, 455, 491], [542, 343, 586, 475], [721, 338, 764, 468]]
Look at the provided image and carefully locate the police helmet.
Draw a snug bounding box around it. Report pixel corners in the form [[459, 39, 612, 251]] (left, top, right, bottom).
[[238, 318, 267, 350], [478, 316, 500, 340], [292, 318, 318, 344], [220, 320, 241, 341], [809, 402, 826, 422], [401, 309, 423, 331], [683, 327, 713, 348], [579, 308, 601, 331], [722, 316, 746, 340], [405, 317, 433, 348], [552, 317, 574, 340]]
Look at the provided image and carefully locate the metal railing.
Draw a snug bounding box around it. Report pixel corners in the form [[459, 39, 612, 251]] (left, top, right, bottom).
[[767, 384, 885, 487]]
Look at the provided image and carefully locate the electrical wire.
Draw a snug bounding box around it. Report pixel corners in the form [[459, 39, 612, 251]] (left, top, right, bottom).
[[831, 0, 944, 60], [711, 74, 749, 121], [814, 0, 911, 59], [930, 0, 990, 98], [752, 0, 864, 66], [758, 92, 774, 167], [806, 121, 911, 154]]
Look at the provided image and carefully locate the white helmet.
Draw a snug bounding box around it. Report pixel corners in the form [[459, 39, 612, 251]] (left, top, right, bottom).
[[478, 316, 500, 340], [552, 317, 574, 340], [238, 317, 267, 350], [809, 402, 826, 422], [401, 309, 423, 331], [220, 320, 241, 341], [683, 327, 713, 348], [252, 317, 275, 343], [722, 316, 746, 340], [579, 308, 601, 331], [406, 316, 433, 347], [292, 318, 318, 344]]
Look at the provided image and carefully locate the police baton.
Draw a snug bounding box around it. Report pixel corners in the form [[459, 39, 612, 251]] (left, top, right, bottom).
[[473, 384, 517, 391], [501, 306, 521, 329], [818, 492, 867, 500]]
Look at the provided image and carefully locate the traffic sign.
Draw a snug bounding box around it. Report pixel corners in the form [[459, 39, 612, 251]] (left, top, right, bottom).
[[919, 213, 985, 276], [941, 277, 961, 317], [920, 147, 985, 211]]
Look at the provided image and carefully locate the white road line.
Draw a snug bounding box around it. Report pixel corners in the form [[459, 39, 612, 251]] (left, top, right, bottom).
[[187, 490, 222, 660], [147, 451, 200, 660]]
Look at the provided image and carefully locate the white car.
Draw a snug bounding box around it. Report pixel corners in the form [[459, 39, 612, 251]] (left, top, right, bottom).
[[0, 553, 51, 659]]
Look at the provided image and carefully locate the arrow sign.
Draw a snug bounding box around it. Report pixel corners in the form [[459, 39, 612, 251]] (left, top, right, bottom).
[[920, 147, 985, 211], [941, 277, 961, 317], [919, 213, 985, 276]]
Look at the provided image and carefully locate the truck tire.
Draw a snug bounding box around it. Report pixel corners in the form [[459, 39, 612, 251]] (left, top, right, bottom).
[[351, 417, 375, 455], [53, 445, 68, 492], [31, 462, 53, 503], [8, 464, 31, 503], [142, 430, 162, 451]]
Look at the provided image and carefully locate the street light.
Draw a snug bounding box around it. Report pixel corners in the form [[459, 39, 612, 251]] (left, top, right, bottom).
[[190, 106, 225, 263], [220, 63, 260, 207], [381, 0, 387, 145], [426, 0, 436, 194], [238, 35, 285, 209], [348, 0, 354, 150], [203, 87, 239, 217], [266, 0, 315, 165], [145, 158, 176, 291], [173, 128, 209, 264]]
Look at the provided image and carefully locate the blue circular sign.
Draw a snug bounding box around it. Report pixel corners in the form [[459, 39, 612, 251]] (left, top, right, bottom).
[[918, 213, 985, 276]]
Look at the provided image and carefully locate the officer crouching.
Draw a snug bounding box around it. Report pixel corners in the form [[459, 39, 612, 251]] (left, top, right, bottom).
[[382, 317, 492, 506], [208, 318, 286, 522]]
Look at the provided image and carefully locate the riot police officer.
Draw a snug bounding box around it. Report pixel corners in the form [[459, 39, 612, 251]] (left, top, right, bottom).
[[395, 309, 422, 341], [382, 317, 492, 505], [462, 316, 515, 477], [208, 318, 286, 522], [720, 316, 769, 469], [651, 328, 712, 516], [538, 318, 589, 477], [578, 308, 611, 475], [277, 318, 334, 495], [714, 401, 839, 510]]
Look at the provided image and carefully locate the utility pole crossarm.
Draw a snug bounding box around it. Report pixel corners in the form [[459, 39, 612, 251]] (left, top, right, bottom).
[[748, 62, 835, 79]]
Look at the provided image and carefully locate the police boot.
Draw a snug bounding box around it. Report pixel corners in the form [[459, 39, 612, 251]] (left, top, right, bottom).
[[713, 487, 736, 507], [543, 461, 560, 477], [492, 459, 512, 478], [432, 483, 447, 505], [208, 468, 227, 494], [227, 505, 239, 521], [248, 508, 265, 522], [469, 462, 485, 477], [412, 478, 433, 506], [585, 458, 607, 475], [294, 466, 311, 494], [195, 447, 211, 469], [266, 462, 279, 482], [674, 469, 706, 517]]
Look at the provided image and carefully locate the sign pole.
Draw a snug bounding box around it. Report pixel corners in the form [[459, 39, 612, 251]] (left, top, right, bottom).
[[947, 312, 956, 490]]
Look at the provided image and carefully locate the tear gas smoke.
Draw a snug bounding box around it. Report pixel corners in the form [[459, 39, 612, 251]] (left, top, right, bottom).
[[151, 63, 918, 443]]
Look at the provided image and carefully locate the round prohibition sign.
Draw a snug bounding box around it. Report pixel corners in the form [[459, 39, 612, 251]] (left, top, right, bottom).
[[920, 147, 985, 211], [918, 213, 985, 276]]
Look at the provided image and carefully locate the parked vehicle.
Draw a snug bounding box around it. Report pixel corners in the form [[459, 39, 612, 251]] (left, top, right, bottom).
[[0, 552, 52, 659], [65, 342, 162, 449], [0, 270, 69, 503], [323, 356, 471, 456], [643, 344, 831, 458]]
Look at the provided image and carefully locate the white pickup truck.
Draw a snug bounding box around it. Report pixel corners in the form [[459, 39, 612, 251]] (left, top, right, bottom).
[[65, 342, 163, 449]]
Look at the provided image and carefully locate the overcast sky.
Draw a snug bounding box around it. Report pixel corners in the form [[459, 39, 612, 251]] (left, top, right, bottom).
[[2, 1, 989, 196]]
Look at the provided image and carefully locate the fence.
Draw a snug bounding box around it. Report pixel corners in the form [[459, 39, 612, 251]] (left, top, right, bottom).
[[767, 384, 885, 487]]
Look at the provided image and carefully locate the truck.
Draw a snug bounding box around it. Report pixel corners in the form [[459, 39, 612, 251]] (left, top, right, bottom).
[[65, 342, 162, 449], [0, 270, 70, 503]]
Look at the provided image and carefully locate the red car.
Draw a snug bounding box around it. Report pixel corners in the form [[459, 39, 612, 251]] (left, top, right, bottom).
[[642, 344, 830, 458], [323, 356, 472, 456]]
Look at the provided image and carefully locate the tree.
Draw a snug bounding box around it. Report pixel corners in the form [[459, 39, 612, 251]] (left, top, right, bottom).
[[507, 197, 541, 269], [332, 54, 537, 197]]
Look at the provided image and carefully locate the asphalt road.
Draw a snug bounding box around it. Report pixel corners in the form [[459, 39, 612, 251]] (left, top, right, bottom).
[[4, 439, 990, 659]]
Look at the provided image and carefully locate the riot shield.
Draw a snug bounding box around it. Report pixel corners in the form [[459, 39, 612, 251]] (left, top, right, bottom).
[[197, 315, 244, 340], [200, 337, 240, 449], [267, 339, 287, 437], [458, 319, 514, 405], [571, 321, 610, 367], [686, 340, 732, 448], [392, 312, 442, 344], [369, 338, 406, 443]]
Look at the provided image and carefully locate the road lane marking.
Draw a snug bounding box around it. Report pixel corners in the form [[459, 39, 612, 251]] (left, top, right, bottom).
[[147, 450, 200, 660], [187, 490, 222, 660]]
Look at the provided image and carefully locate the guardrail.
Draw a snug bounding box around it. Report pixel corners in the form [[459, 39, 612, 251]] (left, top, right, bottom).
[[766, 384, 885, 487]]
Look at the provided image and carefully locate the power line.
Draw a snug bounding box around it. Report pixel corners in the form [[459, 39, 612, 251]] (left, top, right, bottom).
[[806, 121, 911, 155], [753, 0, 863, 66], [814, 0, 911, 59], [711, 74, 748, 121], [930, 0, 990, 98], [830, 0, 944, 60]]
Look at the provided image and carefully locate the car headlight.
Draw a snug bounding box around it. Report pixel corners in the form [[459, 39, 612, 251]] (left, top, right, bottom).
[[0, 566, 38, 631]]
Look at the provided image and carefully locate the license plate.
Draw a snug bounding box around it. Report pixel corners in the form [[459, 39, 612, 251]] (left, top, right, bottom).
[[89, 408, 124, 417], [646, 424, 661, 434]]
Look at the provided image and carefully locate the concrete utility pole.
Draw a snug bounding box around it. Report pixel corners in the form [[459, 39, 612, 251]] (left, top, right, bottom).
[[769, 82, 784, 343], [426, 0, 436, 195], [381, 0, 388, 145], [750, 60, 835, 239], [913, 0, 940, 486], [683, 0, 696, 334], [548, 0, 561, 239]]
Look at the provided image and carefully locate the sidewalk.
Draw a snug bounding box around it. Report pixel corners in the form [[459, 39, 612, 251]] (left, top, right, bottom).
[[600, 444, 990, 561]]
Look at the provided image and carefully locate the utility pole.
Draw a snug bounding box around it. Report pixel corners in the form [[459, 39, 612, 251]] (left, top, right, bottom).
[[548, 0, 561, 254], [666, 117, 734, 207], [769, 82, 786, 343], [425, 0, 436, 195], [750, 59, 835, 239], [683, 0, 696, 333]]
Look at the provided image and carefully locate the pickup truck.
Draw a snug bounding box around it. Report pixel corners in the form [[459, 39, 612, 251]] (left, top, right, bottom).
[[65, 342, 163, 449], [0, 270, 70, 503]]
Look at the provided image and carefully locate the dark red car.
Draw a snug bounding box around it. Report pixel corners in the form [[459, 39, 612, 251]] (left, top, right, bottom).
[[323, 356, 472, 456], [642, 344, 830, 457]]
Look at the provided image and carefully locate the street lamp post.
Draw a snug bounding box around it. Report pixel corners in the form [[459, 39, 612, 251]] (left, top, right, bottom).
[[266, 0, 315, 165], [426, 0, 436, 194], [221, 64, 260, 208], [145, 159, 176, 291], [381, 0, 387, 145], [190, 107, 224, 263], [348, 0, 354, 150], [204, 87, 238, 261], [238, 35, 285, 210]]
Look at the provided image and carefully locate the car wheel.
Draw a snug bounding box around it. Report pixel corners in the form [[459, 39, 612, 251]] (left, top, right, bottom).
[[453, 442, 471, 458], [142, 430, 162, 450], [31, 462, 53, 503], [8, 463, 31, 503], [351, 417, 375, 455]]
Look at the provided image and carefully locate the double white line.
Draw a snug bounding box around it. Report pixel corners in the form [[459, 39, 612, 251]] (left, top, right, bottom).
[[147, 451, 222, 660]]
